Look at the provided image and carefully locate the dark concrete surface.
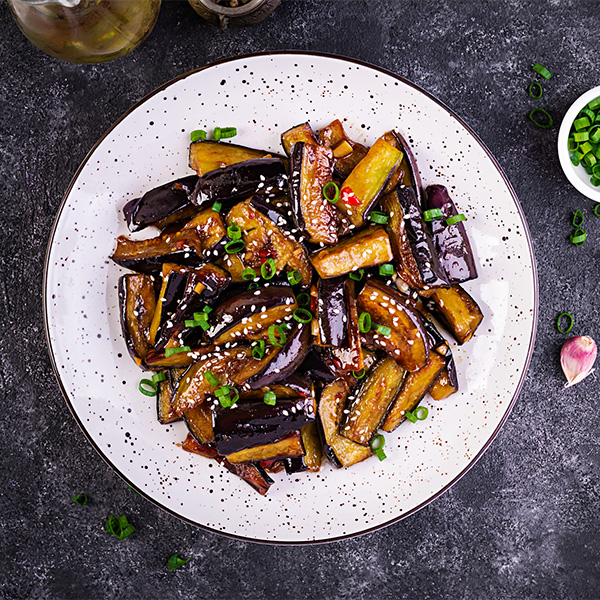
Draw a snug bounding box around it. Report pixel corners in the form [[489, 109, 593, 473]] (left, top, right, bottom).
[[1, 1, 600, 598]]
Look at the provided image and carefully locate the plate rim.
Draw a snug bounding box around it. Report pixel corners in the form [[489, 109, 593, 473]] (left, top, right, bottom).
[[43, 50, 539, 546]]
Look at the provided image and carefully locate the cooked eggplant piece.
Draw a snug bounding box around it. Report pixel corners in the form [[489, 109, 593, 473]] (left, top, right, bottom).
[[123, 175, 198, 233], [169, 206, 228, 258], [310, 226, 393, 279], [191, 158, 287, 208], [299, 349, 337, 384], [189, 140, 274, 176], [340, 356, 406, 446], [156, 374, 181, 424], [318, 119, 369, 179], [317, 276, 347, 347], [381, 349, 446, 432], [335, 139, 403, 227], [422, 285, 483, 345], [387, 129, 424, 202], [312, 346, 378, 388], [227, 199, 312, 285], [380, 188, 448, 289], [429, 364, 459, 400], [205, 285, 297, 344], [184, 403, 214, 444], [281, 122, 317, 155], [288, 142, 338, 245], [118, 274, 156, 366], [181, 434, 274, 495], [213, 395, 316, 456], [284, 423, 323, 473], [318, 379, 372, 467], [226, 431, 305, 464], [144, 345, 213, 369], [424, 185, 478, 284], [248, 194, 296, 237], [358, 279, 429, 372], [240, 373, 314, 400], [247, 322, 311, 388]]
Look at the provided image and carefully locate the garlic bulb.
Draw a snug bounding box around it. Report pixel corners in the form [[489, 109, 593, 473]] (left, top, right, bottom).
[[560, 335, 597, 388]]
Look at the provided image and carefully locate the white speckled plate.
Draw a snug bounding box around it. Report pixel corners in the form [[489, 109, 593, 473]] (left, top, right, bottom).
[[44, 52, 538, 544]]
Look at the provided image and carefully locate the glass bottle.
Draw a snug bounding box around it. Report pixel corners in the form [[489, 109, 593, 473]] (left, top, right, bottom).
[[187, 0, 279, 30]]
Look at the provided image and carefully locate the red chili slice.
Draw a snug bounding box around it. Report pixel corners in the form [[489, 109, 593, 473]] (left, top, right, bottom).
[[341, 186, 361, 205]]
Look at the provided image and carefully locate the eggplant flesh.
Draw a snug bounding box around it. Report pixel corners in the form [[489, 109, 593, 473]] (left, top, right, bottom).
[[123, 175, 198, 233], [288, 142, 338, 245], [191, 158, 288, 208], [429, 362, 459, 400], [189, 140, 275, 176], [184, 403, 214, 444], [318, 119, 369, 179], [150, 266, 190, 346], [226, 431, 305, 464], [425, 185, 478, 284], [213, 395, 316, 456], [284, 423, 323, 474], [157, 375, 181, 424], [310, 226, 393, 279], [281, 122, 317, 156]]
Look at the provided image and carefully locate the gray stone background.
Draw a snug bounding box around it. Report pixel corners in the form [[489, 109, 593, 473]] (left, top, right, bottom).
[[1, 1, 599, 598]]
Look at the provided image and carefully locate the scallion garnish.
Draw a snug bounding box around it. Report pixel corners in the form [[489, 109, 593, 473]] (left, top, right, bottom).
[[248, 281, 260, 290], [375, 324, 391, 337], [152, 372, 166, 384], [297, 293, 311, 308], [261, 258, 277, 280], [225, 239, 245, 254], [528, 82, 543, 99], [242, 267, 257, 281], [349, 269, 365, 281], [216, 386, 239, 407], [529, 108, 554, 129], [293, 308, 313, 323], [227, 224, 242, 240], [263, 390, 276, 405], [164, 346, 191, 358], [204, 371, 219, 387], [193, 312, 208, 321], [589, 98, 600, 110], [414, 406, 429, 420], [190, 129, 207, 142], [369, 211, 389, 224], [595, 204, 600, 218], [369, 434, 386, 461], [219, 127, 237, 139], [570, 228, 587, 246], [268, 324, 287, 347], [287, 270, 302, 285], [574, 116, 591, 131], [168, 554, 191, 571], [445, 214, 466, 226], [404, 410, 417, 423], [378, 263, 394, 276], [105, 515, 135, 540], [573, 210, 585, 227], [213, 127, 222, 141], [423, 208, 444, 221], [352, 368, 366, 380], [72, 493, 88, 506], [185, 318, 200, 327], [212, 201, 222, 213], [252, 339, 265, 359], [556, 312, 574, 334], [139, 379, 157, 397], [358, 312, 371, 333], [532, 62, 552, 79], [322, 181, 340, 204]]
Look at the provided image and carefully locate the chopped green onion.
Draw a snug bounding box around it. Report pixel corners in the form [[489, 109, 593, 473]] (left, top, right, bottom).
[[293, 308, 313, 323], [212, 202, 222, 213], [579, 141, 593, 155], [252, 339, 265, 359], [322, 181, 340, 204], [164, 346, 191, 358], [570, 228, 587, 246], [581, 108, 596, 122], [570, 155, 580, 167], [568, 138, 578, 152], [532, 62, 552, 79], [358, 312, 371, 333], [216, 386, 239, 407], [423, 208, 444, 221], [592, 177, 600, 187], [193, 311, 208, 321], [297, 293, 311, 308], [213, 127, 222, 141], [573, 132, 589, 143], [379, 263, 394, 276], [219, 127, 237, 139], [242, 267, 257, 281], [261, 258, 277, 279], [529, 108, 553, 129], [590, 126, 600, 145], [574, 116, 591, 131], [152, 372, 166, 384], [248, 281, 260, 290], [203, 371, 219, 387], [349, 269, 365, 281], [404, 410, 417, 423], [168, 554, 191, 571], [375, 324, 392, 337], [268, 324, 287, 347], [225, 239, 245, 254], [556, 312, 574, 334], [528, 81, 543, 99], [370, 434, 386, 461], [139, 379, 157, 397], [369, 211, 389, 224], [593, 164, 600, 177], [445, 214, 466, 226], [573, 210, 585, 227], [203, 305, 213, 314], [414, 406, 429, 420], [584, 153, 597, 168], [588, 97, 600, 110], [190, 129, 207, 142], [352, 368, 366, 380], [287, 270, 302, 285], [72, 493, 88, 506], [264, 390, 276, 405], [227, 224, 242, 240], [105, 515, 135, 540]]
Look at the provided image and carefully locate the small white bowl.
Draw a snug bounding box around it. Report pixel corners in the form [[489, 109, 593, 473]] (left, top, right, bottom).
[[558, 84, 600, 202]]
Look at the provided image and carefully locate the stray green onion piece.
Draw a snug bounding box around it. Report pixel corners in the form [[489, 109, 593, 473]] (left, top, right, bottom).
[[322, 181, 340, 204], [190, 129, 207, 142], [556, 312, 574, 334], [589, 98, 600, 110], [164, 346, 191, 358], [293, 308, 313, 323], [168, 554, 191, 571], [216, 386, 239, 408], [528, 81, 543, 99], [242, 267, 257, 281], [193, 311, 208, 321], [570, 228, 587, 246], [225, 239, 245, 254], [203, 371, 220, 387], [287, 270, 302, 285], [414, 406, 429, 421], [212, 202, 222, 213], [529, 108, 554, 129], [213, 127, 222, 141], [369, 210, 389, 224], [127, 484, 140, 495], [445, 214, 467, 226], [573, 210, 585, 227], [349, 269, 365, 281], [574, 116, 591, 131], [227, 224, 242, 240], [369, 434, 386, 461], [139, 379, 157, 397], [375, 324, 392, 337], [248, 281, 260, 290], [532, 62, 552, 80], [297, 293, 311, 308], [264, 390, 276, 406], [72, 493, 88, 506], [404, 410, 417, 423], [219, 127, 237, 139], [352, 368, 366, 380], [379, 263, 394, 276], [152, 372, 166, 384], [252, 339, 265, 359], [261, 258, 277, 280], [358, 312, 372, 333], [423, 208, 444, 221], [268, 324, 287, 347], [203, 305, 213, 314], [595, 204, 600, 218], [105, 515, 135, 540]]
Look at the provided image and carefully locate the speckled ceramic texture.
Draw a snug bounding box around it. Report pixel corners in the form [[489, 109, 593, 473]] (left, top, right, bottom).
[[44, 53, 537, 544]]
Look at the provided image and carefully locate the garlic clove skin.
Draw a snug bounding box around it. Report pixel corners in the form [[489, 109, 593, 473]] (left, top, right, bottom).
[[561, 335, 597, 388]]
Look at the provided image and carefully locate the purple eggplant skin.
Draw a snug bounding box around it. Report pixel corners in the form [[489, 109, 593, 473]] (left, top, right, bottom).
[[123, 175, 198, 233], [205, 285, 295, 342], [445, 350, 459, 390], [247, 322, 312, 389], [299, 349, 336, 385], [153, 271, 189, 345], [388, 130, 424, 205], [213, 395, 316, 456], [422, 317, 447, 350], [248, 194, 297, 237], [317, 277, 347, 347], [277, 373, 313, 398], [425, 185, 478, 284], [396, 186, 449, 287], [191, 158, 288, 208]]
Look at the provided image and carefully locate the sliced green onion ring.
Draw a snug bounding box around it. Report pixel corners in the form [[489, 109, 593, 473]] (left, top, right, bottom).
[[574, 116, 591, 131], [352, 368, 366, 380], [72, 493, 88, 506], [532, 62, 552, 79], [168, 554, 191, 571], [445, 214, 466, 226], [358, 312, 371, 333], [268, 324, 287, 347], [297, 293, 311, 308], [261, 258, 277, 280], [227, 224, 242, 240], [568, 138, 578, 152], [106, 515, 135, 540], [556, 312, 574, 334], [322, 181, 340, 204], [152, 372, 166, 384], [404, 410, 418, 423], [529, 108, 554, 129], [570, 155, 580, 167], [190, 129, 207, 142], [212, 201, 222, 213], [287, 270, 302, 285], [263, 391, 276, 405], [369, 211, 389, 224], [203, 371, 220, 387], [349, 269, 365, 281], [414, 406, 429, 420], [570, 228, 587, 246], [213, 127, 222, 141], [164, 346, 191, 358], [379, 263, 394, 276], [220, 127, 237, 139], [573, 210, 585, 227], [242, 267, 257, 281], [423, 208, 444, 221], [293, 308, 313, 323], [370, 434, 386, 461], [252, 339, 265, 359], [139, 379, 157, 396], [528, 81, 543, 99], [225, 239, 245, 254], [375, 324, 392, 337], [595, 204, 600, 218]]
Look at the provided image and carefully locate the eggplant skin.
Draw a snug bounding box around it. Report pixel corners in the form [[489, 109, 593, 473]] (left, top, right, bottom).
[[189, 140, 274, 176], [317, 277, 348, 347], [425, 185, 478, 284], [191, 158, 288, 208], [281, 122, 317, 156], [123, 175, 198, 233], [318, 119, 369, 179], [225, 431, 305, 464]]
